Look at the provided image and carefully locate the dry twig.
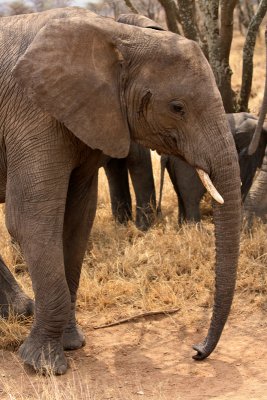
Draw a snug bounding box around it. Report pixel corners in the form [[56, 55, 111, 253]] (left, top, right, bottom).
[[93, 308, 180, 329]]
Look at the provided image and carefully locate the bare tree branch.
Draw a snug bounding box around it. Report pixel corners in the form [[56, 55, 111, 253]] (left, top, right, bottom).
[[198, 0, 238, 112], [123, 0, 139, 14], [177, 0, 199, 41], [157, 0, 180, 33], [239, 0, 267, 111], [219, 0, 238, 111], [198, 1, 221, 85], [93, 308, 180, 329]]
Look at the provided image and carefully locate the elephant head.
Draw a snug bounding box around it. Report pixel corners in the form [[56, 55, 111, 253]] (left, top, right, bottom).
[[13, 9, 241, 360]]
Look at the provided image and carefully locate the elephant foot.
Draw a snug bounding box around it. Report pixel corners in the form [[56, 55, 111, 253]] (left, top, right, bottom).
[[19, 333, 67, 375], [136, 210, 155, 231], [0, 292, 34, 318], [0, 256, 34, 318], [63, 323, 86, 350], [13, 294, 34, 317]]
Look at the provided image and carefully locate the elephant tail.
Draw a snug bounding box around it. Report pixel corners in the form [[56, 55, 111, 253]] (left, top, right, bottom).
[[157, 155, 168, 215]]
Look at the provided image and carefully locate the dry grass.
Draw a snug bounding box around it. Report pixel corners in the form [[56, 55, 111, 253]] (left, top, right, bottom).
[[1, 159, 267, 346]]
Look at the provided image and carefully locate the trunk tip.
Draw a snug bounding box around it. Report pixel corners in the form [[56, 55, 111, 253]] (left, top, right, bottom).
[[192, 342, 212, 361]]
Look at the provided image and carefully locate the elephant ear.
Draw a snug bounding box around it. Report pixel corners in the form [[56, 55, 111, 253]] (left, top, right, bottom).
[[13, 15, 130, 158], [117, 14, 165, 30]]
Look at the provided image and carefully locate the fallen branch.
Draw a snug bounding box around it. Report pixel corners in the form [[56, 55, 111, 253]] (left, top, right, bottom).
[[93, 308, 180, 330]]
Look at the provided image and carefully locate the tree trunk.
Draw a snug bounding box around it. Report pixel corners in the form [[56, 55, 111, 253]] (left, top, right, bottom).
[[219, 0, 238, 112], [157, 0, 180, 34], [124, 0, 139, 14], [239, 0, 267, 111], [198, 0, 237, 112], [177, 0, 199, 41]]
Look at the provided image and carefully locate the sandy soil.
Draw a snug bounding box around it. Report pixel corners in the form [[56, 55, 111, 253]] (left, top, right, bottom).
[[0, 309, 266, 399]]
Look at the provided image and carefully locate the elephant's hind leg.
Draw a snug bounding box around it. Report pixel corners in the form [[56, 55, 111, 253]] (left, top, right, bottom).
[[127, 143, 156, 231], [0, 255, 34, 317], [62, 165, 99, 351]]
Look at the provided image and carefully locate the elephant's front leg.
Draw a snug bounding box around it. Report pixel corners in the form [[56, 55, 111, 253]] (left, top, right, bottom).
[[5, 144, 75, 375], [62, 167, 98, 351]]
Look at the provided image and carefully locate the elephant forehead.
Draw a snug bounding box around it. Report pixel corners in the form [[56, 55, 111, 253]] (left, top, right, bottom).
[[138, 62, 219, 104], [136, 40, 215, 87]]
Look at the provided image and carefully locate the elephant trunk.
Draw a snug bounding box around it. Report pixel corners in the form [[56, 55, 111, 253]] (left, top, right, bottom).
[[193, 121, 241, 360]]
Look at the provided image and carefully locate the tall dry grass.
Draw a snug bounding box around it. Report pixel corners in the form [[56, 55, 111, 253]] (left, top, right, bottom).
[[1, 155, 267, 349]]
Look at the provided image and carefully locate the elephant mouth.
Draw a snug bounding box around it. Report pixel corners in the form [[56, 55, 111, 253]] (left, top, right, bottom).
[[196, 169, 224, 204], [136, 133, 224, 204]]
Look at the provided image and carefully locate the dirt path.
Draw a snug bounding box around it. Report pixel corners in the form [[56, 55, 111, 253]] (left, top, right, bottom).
[[0, 310, 267, 399]]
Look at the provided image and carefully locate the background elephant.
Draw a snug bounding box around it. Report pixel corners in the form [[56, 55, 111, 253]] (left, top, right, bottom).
[[0, 8, 241, 374], [157, 113, 266, 224], [244, 156, 267, 223], [103, 141, 156, 231], [241, 28, 267, 226], [241, 25, 267, 224]]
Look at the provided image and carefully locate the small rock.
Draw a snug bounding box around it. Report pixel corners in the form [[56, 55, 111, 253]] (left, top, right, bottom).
[[136, 390, 144, 395]]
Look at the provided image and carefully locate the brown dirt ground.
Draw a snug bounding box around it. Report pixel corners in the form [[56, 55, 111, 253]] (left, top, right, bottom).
[[0, 309, 267, 399]]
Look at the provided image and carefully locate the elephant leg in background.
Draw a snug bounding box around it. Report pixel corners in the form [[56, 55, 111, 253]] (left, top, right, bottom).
[[244, 151, 267, 223], [104, 158, 132, 225], [127, 142, 156, 231], [62, 161, 99, 351], [166, 156, 205, 224], [0, 255, 34, 317]]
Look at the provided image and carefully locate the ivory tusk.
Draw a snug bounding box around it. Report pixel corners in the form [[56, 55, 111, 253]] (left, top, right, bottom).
[[196, 169, 224, 205]]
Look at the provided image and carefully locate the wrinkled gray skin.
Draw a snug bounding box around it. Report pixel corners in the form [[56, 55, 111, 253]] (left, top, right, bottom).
[[103, 141, 156, 231], [244, 151, 267, 223], [244, 29, 267, 223], [0, 8, 241, 374], [158, 113, 267, 224]]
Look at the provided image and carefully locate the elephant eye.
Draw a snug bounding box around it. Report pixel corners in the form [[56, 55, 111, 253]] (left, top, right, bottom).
[[170, 101, 185, 116]]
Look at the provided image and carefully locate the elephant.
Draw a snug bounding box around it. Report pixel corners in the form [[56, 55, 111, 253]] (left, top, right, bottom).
[[157, 112, 267, 224], [103, 141, 156, 231], [241, 26, 267, 223], [244, 160, 267, 223], [0, 8, 241, 374]]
